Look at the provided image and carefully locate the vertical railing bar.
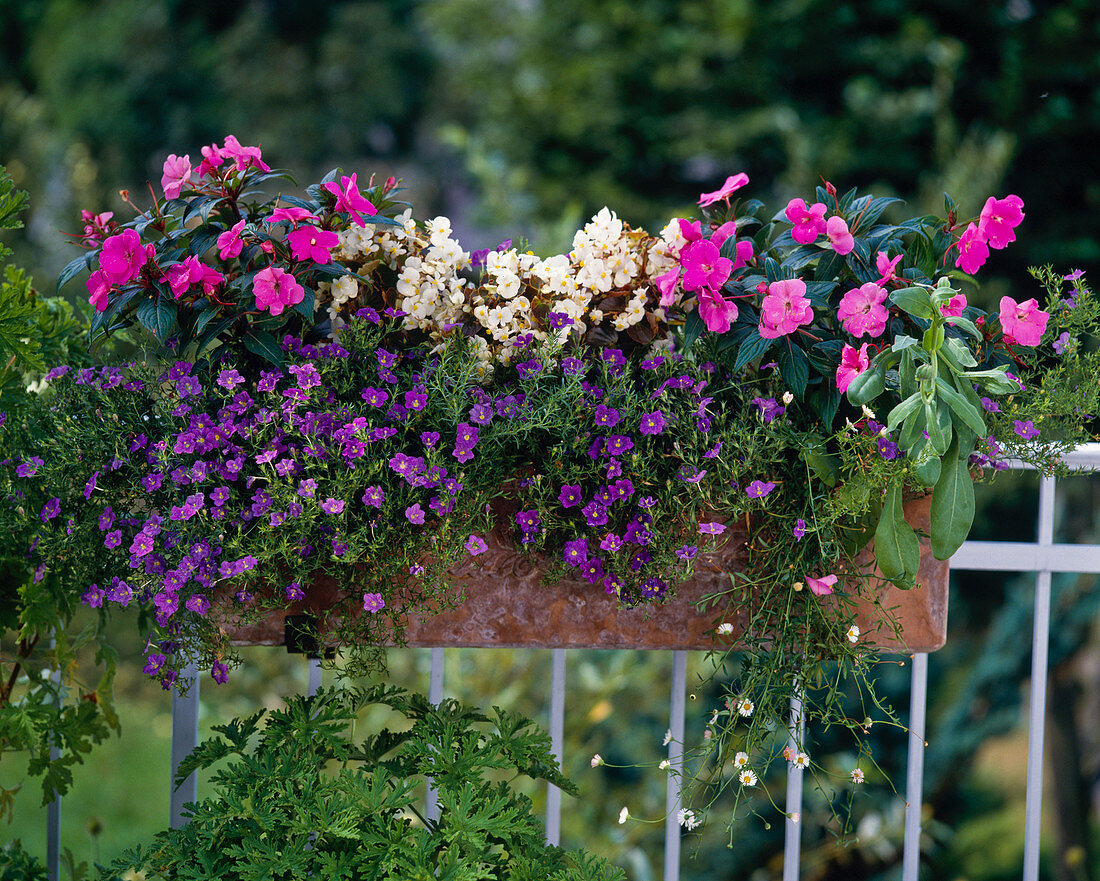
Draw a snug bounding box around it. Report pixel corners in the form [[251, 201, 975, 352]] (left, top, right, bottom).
[[170, 662, 200, 828], [1023, 474, 1056, 881], [425, 647, 445, 824], [46, 634, 60, 881], [307, 658, 323, 697], [545, 648, 566, 846], [902, 652, 929, 881], [782, 687, 805, 881], [664, 650, 687, 881]]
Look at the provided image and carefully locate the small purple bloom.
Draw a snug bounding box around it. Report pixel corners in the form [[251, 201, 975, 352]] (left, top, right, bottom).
[[363, 592, 385, 613], [362, 485, 385, 507], [516, 509, 541, 533], [217, 368, 245, 390], [465, 534, 488, 556], [698, 522, 727, 535], [877, 438, 900, 459], [600, 533, 623, 553], [745, 480, 776, 498], [286, 582, 305, 601], [405, 503, 425, 525], [105, 530, 122, 549], [16, 456, 43, 478], [752, 396, 785, 423], [558, 484, 583, 508], [82, 584, 105, 608], [361, 387, 389, 407], [561, 357, 584, 376], [1014, 419, 1040, 440], [675, 545, 698, 561], [606, 435, 634, 456], [594, 405, 621, 428], [211, 662, 229, 685], [639, 411, 666, 435], [40, 498, 60, 522], [563, 538, 588, 568], [186, 595, 210, 616], [581, 557, 605, 584], [793, 518, 806, 540], [421, 431, 440, 448], [582, 501, 609, 527], [321, 497, 346, 514]]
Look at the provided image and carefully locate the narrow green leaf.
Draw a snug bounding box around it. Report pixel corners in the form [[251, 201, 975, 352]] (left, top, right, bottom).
[[682, 311, 705, 352], [873, 481, 920, 587], [846, 366, 884, 405], [886, 391, 922, 432], [930, 435, 975, 560], [935, 376, 987, 437], [888, 286, 935, 320]]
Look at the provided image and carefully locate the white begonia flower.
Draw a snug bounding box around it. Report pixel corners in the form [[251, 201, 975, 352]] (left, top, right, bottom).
[[496, 270, 521, 300], [425, 215, 452, 247], [588, 309, 604, 325], [739, 769, 758, 787], [618, 806, 629, 825], [332, 274, 358, 305], [782, 391, 794, 405]]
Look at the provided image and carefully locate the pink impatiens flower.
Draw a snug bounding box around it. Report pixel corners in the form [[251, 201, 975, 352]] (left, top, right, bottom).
[[837, 282, 888, 338], [99, 229, 148, 285], [165, 256, 206, 299], [954, 223, 989, 275], [161, 154, 192, 199], [698, 288, 738, 333], [680, 240, 733, 293], [826, 216, 854, 255], [999, 296, 1049, 346], [979, 194, 1025, 249], [323, 173, 377, 226], [286, 226, 340, 263], [759, 279, 814, 339], [221, 135, 271, 173], [698, 173, 750, 207], [217, 219, 246, 261], [940, 293, 967, 318], [805, 574, 838, 596], [655, 268, 680, 306], [836, 342, 870, 393], [86, 270, 112, 312], [875, 251, 902, 286], [784, 198, 828, 244], [253, 266, 304, 316]]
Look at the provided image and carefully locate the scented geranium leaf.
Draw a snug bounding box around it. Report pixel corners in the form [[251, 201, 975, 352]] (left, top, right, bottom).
[[898, 404, 927, 451], [873, 481, 920, 588], [931, 435, 975, 560], [964, 366, 1021, 394]]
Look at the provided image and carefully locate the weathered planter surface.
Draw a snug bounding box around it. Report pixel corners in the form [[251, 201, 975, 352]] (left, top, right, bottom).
[[224, 496, 948, 654]]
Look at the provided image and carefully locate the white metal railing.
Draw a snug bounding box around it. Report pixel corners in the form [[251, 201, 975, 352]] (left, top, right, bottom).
[[37, 443, 1100, 881]]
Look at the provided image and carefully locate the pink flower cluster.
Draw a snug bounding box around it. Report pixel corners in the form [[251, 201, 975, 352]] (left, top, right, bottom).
[[953, 195, 1025, 275], [660, 194, 755, 333], [784, 198, 854, 255]]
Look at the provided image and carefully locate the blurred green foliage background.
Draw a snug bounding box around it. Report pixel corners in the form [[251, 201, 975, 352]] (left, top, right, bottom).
[[1, 1, 1098, 878]]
